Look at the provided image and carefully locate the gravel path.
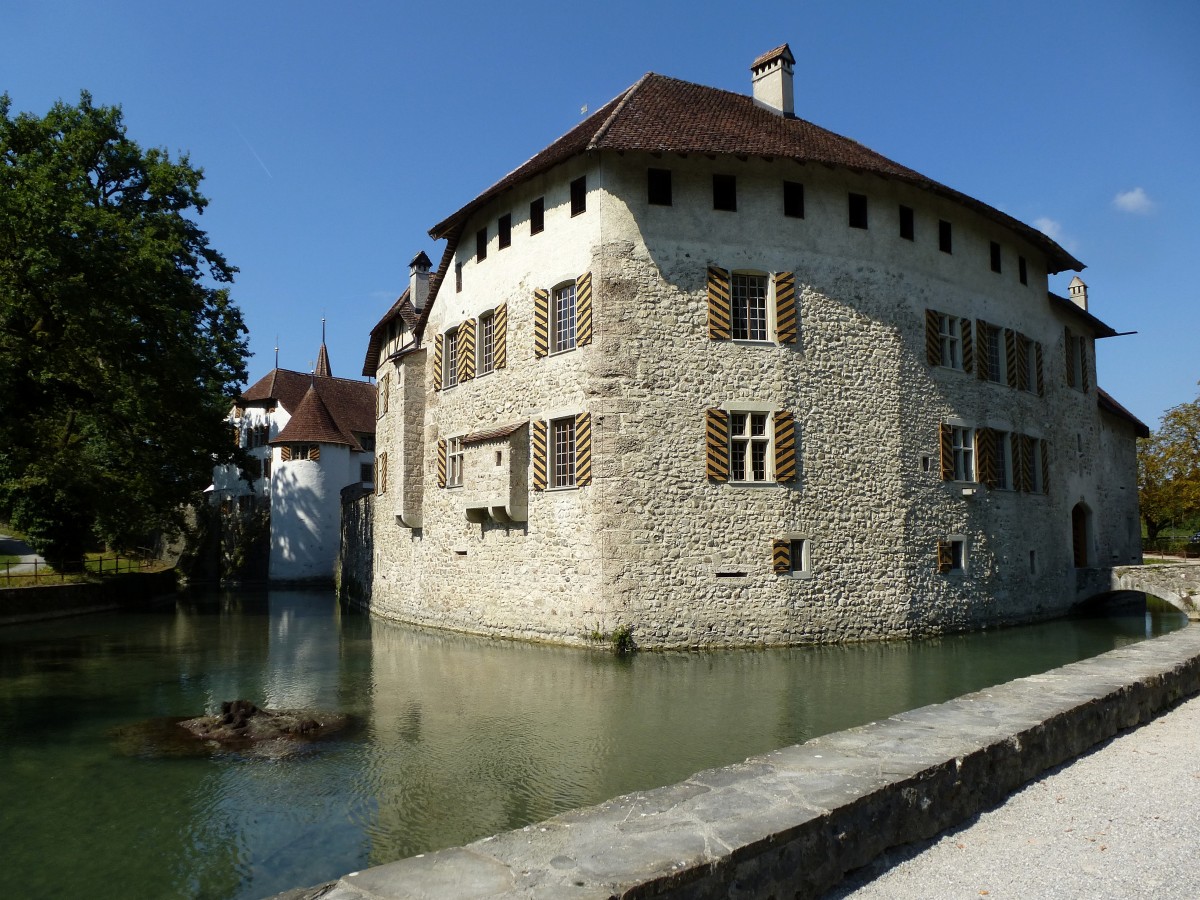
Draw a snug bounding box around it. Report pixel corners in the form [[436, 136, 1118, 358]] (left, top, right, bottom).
[[826, 693, 1200, 899]]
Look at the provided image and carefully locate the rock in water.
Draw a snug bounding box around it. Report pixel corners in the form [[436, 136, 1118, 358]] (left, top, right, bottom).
[[178, 699, 350, 746]]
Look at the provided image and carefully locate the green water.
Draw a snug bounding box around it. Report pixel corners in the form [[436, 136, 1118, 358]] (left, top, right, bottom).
[[0, 590, 1186, 899]]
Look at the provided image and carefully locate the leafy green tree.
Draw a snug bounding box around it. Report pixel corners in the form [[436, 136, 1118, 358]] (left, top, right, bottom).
[[1138, 392, 1200, 542], [0, 92, 248, 562]]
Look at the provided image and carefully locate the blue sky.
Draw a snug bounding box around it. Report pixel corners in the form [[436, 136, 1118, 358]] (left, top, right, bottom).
[[4, 1, 1197, 428]]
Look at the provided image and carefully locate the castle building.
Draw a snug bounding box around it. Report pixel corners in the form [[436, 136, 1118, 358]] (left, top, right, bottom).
[[213, 342, 376, 582], [358, 45, 1146, 648]]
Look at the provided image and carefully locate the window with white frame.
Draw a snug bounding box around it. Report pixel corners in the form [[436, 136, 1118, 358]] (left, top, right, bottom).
[[951, 426, 975, 482], [443, 328, 459, 388], [478, 312, 495, 375], [729, 411, 772, 482], [1023, 335, 1038, 392], [731, 273, 769, 341], [984, 324, 1005, 383], [995, 430, 1014, 490], [789, 538, 809, 576], [551, 417, 576, 487], [950, 538, 967, 571], [447, 436, 464, 487], [938, 313, 963, 370], [553, 282, 577, 353]]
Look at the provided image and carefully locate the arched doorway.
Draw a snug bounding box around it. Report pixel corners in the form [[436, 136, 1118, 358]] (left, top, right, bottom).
[[1072, 502, 1092, 567]]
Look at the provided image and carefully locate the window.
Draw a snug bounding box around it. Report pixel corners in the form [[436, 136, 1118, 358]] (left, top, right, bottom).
[[476, 227, 487, 262], [498, 214, 511, 249], [530, 197, 545, 234], [784, 181, 805, 218], [553, 282, 577, 353], [1031, 438, 1045, 493], [848, 193, 868, 229], [939, 220, 953, 254], [262, 455, 272, 480], [443, 328, 459, 388], [990, 241, 1002, 273], [950, 539, 966, 571], [1029, 549, 1037, 574], [551, 417, 576, 487], [477, 312, 495, 375], [983, 324, 1005, 384], [899, 205, 914, 241], [789, 538, 809, 576], [455, 261, 463, 293], [938, 314, 963, 370], [360, 462, 374, 484], [729, 412, 771, 482], [1066, 330, 1087, 391], [446, 436, 463, 487], [377, 373, 389, 418], [731, 273, 768, 341], [570, 176, 586, 216], [1022, 335, 1039, 393], [288, 444, 317, 462], [647, 168, 672, 206], [1019, 255, 1028, 285], [951, 426, 975, 481], [995, 430, 1014, 490], [713, 174, 737, 211]]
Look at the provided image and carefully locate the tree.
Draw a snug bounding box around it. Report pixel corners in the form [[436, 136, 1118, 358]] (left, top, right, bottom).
[[1138, 392, 1200, 542], [0, 92, 248, 562]]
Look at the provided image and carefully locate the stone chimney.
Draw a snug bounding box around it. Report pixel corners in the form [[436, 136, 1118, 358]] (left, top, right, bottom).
[[409, 251, 432, 310], [751, 43, 796, 117], [1068, 275, 1088, 311]]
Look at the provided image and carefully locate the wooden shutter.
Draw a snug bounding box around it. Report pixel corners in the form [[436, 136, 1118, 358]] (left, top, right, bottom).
[[433, 333, 444, 390], [437, 438, 447, 489], [705, 408, 729, 481], [280, 446, 292, 462], [1080, 339, 1089, 392], [775, 272, 797, 343], [379, 374, 390, 415], [772, 539, 791, 575], [939, 423, 954, 480], [774, 409, 797, 483], [1064, 326, 1075, 387], [706, 266, 731, 340], [533, 288, 549, 358], [1005, 328, 1018, 388], [937, 541, 953, 574], [378, 452, 387, 494], [576, 272, 593, 347], [531, 420, 547, 491], [1035, 342, 1044, 396], [1040, 440, 1050, 495], [1019, 434, 1034, 492], [459, 318, 475, 382], [975, 320, 989, 379], [960, 318, 974, 374], [1015, 334, 1029, 392], [925, 310, 940, 366], [309, 445, 320, 462], [978, 428, 997, 488], [575, 412, 592, 486], [494, 302, 507, 369]]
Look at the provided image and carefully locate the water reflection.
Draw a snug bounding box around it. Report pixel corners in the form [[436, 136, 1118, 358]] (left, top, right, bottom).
[[0, 590, 1185, 900]]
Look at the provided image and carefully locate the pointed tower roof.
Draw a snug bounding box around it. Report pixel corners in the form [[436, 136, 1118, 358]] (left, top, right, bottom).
[[314, 343, 332, 378], [271, 381, 360, 449]]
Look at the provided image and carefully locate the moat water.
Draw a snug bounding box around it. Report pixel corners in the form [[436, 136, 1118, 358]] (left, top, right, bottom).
[[0, 590, 1186, 900]]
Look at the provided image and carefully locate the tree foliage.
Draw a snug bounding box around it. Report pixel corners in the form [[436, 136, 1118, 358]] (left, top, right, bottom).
[[1138, 392, 1200, 541], [0, 92, 248, 561]]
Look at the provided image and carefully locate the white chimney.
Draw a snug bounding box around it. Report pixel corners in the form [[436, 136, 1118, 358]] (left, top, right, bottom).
[[409, 250, 432, 310], [1068, 275, 1088, 311], [751, 43, 796, 117]]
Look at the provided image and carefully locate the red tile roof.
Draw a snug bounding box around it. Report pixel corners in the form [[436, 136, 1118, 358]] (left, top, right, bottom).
[[272, 382, 358, 448], [241, 367, 375, 448], [428, 72, 1084, 274], [751, 44, 795, 70], [463, 420, 528, 444]]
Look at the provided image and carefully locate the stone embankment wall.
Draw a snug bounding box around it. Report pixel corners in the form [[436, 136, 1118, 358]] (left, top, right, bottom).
[[1112, 563, 1200, 617], [271, 624, 1200, 900], [0, 569, 178, 625]]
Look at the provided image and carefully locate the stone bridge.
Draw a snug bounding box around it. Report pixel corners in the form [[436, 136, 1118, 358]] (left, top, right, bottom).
[[1093, 562, 1200, 619]]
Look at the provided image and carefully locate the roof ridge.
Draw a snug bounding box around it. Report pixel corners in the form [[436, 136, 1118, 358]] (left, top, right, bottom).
[[589, 73, 653, 150]]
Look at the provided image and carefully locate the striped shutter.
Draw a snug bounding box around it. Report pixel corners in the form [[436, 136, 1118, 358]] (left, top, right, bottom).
[[1064, 327, 1075, 387], [1080, 340, 1089, 392], [1015, 334, 1030, 392], [978, 428, 997, 488], [775, 272, 797, 343], [960, 318, 974, 373], [575, 412, 592, 486], [706, 266, 731, 340], [379, 452, 387, 494], [975, 320, 989, 379], [1040, 441, 1050, 495], [459, 318, 476, 382], [437, 439, 447, 489], [1019, 434, 1034, 492], [576, 272, 593, 346], [531, 420, 547, 491], [1035, 343, 1045, 396], [939, 423, 953, 481], [705, 408, 729, 481], [309, 445, 321, 462], [937, 541, 953, 574], [533, 289, 549, 358], [433, 334, 444, 391], [925, 310, 940, 366], [772, 539, 791, 575], [280, 446, 292, 462], [380, 374, 390, 415], [774, 409, 797, 483], [494, 302, 508, 369], [1005, 329, 1018, 388]]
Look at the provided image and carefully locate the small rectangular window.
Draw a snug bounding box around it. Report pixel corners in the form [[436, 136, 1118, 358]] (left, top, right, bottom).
[[478, 312, 495, 375], [647, 168, 672, 206], [1029, 549, 1037, 574], [530, 197, 545, 235], [455, 261, 462, 293], [553, 282, 577, 353], [360, 462, 374, 484], [951, 426, 975, 481], [447, 436, 464, 488], [950, 539, 966, 571], [899, 205, 914, 241], [990, 241, 1002, 273], [713, 174, 737, 211], [789, 538, 808, 576], [551, 417, 576, 488], [784, 181, 805, 219], [476, 227, 487, 262], [848, 193, 868, 229], [498, 214, 511, 249], [443, 328, 459, 389], [1019, 255, 1028, 285], [939, 220, 953, 254], [570, 177, 586, 216]]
